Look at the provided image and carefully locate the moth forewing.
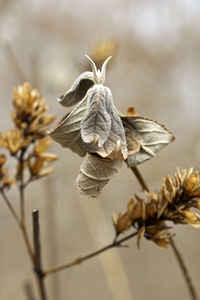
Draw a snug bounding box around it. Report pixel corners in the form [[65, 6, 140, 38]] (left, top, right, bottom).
[[49, 96, 89, 157], [80, 85, 112, 147], [58, 71, 94, 107]]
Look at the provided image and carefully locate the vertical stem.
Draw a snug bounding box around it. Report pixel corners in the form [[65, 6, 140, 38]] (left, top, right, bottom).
[[170, 238, 198, 300], [20, 222, 35, 263], [32, 209, 47, 300], [130, 166, 149, 192], [19, 149, 25, 224], [0, 189, 21, 225], [20, 183, 25, 224], [130, 166, 198, 300]]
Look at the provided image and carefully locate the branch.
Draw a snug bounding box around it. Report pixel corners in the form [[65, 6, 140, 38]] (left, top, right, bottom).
[[170, 238, 198, 300], [130, 165, 198, 300], [44, 231, 138, 276], [19, 148, 26, 224], [130, 166, 149, 192], [0, 189, 21, 225], [32, 209, 47, 300]]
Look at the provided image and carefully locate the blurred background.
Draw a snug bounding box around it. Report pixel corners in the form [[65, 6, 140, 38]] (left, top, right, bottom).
[[0, 0, 200, 299]]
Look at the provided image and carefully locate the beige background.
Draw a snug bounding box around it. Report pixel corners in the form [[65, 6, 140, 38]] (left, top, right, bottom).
[[0, 0, 200, 299]]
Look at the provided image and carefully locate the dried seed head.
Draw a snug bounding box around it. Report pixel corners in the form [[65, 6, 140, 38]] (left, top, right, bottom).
[[113, 168, 200, 248]]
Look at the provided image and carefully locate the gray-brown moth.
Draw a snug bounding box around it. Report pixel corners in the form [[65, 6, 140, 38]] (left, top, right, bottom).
[[49, 56, 175, 197]]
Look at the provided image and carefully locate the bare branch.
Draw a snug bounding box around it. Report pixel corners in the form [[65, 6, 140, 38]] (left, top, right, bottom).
[[0, 189, 21, 225], [32, 209, 47, 300], [44, 231, 138, 276], [170, 238, 198, 300]]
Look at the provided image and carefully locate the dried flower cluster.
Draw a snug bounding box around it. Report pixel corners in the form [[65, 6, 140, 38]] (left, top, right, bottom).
[[0, 83, 57, 190], [89, 39, 118, 69], [113, 168, 200, 248]]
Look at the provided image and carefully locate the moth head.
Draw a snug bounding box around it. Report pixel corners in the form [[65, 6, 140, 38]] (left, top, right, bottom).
[[85, 55, 112, 85]]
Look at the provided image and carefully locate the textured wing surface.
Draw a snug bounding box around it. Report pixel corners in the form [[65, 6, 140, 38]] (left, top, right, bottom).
[[58, 71, 94, 107], [76, 153, 123, 197], [121, 116, 175, 167]]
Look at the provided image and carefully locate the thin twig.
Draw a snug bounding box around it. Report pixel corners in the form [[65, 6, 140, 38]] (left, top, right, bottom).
[[21, 222, 35, 263], [44, 231, 138, 276], [19, 148, 26, 224], [0, 186, 35, 263], [0, 189, 21, 225], [130, 165, 198, 300], [130, 166, 149, 192], [170, 238, 198, 300], [32, 209, 47, 300]]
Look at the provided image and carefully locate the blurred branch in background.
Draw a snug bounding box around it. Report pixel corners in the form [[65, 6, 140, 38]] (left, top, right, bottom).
[[44, 175, 61, 300], [0, 31, 27, 82]]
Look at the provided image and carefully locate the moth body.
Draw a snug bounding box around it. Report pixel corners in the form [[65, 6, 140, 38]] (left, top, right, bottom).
[[49, 55, 175, 197]]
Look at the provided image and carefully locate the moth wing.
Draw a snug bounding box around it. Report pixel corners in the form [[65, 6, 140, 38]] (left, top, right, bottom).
[[58, 71, 94, 107], [81, 86, 111, 148], [49, 96, 88, 157], [122, 118, 141, 155], [81, 87, 128, 160], [76, 153, 123, 197], [121, 116, 175, 167], [96, 90, 128, 160]]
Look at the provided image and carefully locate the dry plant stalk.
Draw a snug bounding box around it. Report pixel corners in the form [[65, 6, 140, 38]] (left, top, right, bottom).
[[0, 83, 57, 300]]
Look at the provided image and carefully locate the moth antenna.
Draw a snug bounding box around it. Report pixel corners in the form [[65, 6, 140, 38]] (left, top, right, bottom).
[[100, 56, 112, 84], [85, 55, 99, 83]]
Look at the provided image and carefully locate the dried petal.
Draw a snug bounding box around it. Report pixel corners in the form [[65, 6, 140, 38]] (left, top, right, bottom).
[[184, 171, 200, 194], [0, 154, 6, 165], [183, 211, 200, 228], [90, 39, 118, 68], [34, 137, 51, 154], [114, 212, 132, 234], [0, 133, 4, 148], [137, 226, 145, 248], [38, 167, 54, 177], [5, 129, 23, 154]]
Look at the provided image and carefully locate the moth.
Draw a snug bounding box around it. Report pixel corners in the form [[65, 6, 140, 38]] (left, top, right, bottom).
[[49, 56, 175, 197]]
